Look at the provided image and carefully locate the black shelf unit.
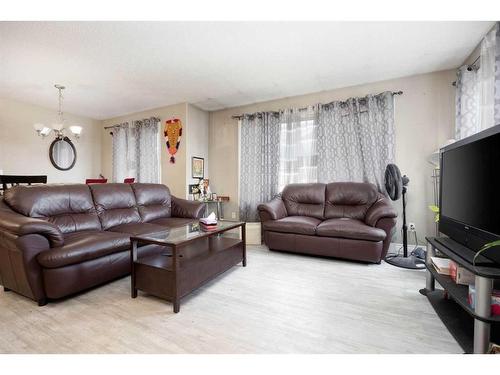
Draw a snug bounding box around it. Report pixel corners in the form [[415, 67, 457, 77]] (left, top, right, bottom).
[[426, 290, 475, 354], [425, 264, 500, 323], [422, 237, 500, 353]]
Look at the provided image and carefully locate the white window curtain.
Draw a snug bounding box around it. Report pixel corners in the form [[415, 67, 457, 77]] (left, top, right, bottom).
[[456, 22, 500, 139], [112, 117, 160, 183], [278, 107, 318, 191]]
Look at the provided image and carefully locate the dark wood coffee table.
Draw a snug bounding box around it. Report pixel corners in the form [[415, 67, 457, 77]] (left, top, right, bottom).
[[130, 220, 246, 313]]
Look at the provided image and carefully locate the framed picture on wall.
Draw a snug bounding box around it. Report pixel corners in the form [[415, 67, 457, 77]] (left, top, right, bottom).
[[192, 157, 204, 179]]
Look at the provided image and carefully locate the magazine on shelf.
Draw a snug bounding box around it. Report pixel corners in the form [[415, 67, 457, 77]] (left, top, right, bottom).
[[430, 256, 451, 275]]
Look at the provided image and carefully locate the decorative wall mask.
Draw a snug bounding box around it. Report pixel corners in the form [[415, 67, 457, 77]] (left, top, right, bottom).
[[164, 118, 182, 163]]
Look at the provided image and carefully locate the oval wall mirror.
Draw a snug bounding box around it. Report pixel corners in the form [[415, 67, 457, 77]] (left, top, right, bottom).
[[49, 137, 77, 171]]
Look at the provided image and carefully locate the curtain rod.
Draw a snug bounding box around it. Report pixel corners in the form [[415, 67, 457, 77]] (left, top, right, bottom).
[[104, 122, 132, 130], [231, 91, 403, 119], [104, 116, 161, 130], [451, 56, 480, 87]]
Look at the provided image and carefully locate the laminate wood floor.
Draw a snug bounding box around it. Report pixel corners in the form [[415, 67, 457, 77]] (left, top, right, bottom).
[[0, 245, 462, 353]]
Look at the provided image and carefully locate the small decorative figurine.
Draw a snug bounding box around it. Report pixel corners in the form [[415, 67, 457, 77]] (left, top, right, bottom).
[[198, 178, 212, 200]]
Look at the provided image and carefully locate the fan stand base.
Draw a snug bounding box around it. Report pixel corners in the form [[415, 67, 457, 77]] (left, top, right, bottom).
[[385, 254, 426, 270]]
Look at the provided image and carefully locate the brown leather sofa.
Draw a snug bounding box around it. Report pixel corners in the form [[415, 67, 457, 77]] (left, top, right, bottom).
[[258, 182, 397, 263], [0, 183, 205, 305]]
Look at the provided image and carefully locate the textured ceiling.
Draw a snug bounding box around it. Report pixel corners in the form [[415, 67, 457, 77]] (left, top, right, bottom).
[[0, 21, 494, 119]]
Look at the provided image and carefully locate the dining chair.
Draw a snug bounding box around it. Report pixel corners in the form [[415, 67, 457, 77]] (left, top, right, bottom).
[[0, 175, 47, 194]]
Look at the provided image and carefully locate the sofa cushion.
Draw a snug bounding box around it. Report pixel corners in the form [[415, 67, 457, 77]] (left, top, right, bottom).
[[108, 222, 169, 237], [131, 183, 171, 222], [37, 231, 130, 268], [89, 183, 141, 230], [316, 218, 386, 241], [263, 216, 321, 235], [264, 231, 383, 263], [324, 182, 379, 220], [281, 183, 326, 220], [150, 217, 197, 228], [3, 184, 101, 234]]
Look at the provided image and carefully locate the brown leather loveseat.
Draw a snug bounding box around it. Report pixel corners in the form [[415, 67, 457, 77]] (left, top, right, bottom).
[[0, 183, 205, 305], [258, 182, 397, 263]]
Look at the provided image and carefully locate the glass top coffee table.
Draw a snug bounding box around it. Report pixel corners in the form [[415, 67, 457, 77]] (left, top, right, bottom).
[[130, 220, 246, 313]]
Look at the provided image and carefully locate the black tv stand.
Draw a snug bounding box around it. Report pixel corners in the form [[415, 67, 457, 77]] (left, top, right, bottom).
[[422, 237, 500, 353]]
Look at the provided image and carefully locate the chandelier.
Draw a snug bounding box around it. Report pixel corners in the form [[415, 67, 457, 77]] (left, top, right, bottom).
[[33, 84, 83, 139]]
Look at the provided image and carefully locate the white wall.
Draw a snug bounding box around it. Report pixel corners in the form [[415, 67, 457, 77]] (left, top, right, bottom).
[[185, 104, 209, 198], [0, 96, 102, 183]]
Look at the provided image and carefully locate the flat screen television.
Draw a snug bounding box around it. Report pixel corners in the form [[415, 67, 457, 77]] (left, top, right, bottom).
[[439, 123, 500, 265]]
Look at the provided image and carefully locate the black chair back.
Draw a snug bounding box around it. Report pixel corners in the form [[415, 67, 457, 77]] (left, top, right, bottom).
[[0, 175, 48, 194]]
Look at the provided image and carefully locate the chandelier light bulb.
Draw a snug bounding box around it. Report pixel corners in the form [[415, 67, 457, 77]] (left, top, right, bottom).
[[40, 127, 52, 137], [52, 123, 64, 131], [69, 125, 83, 136]]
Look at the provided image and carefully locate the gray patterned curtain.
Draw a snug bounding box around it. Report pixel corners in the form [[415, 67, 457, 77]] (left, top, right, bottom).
[[456, 22, 500, 139], [455, 65, 480, 139], [112, 122, 131, 183], [495, 22, 500, 125], [134, 117, 160, 183], [317, 91, 395, 192], [111, 117, 160, 183], [239, 113, 281, 221]]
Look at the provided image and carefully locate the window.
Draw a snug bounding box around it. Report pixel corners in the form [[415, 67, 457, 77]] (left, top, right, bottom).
[[278, 111, 318, 191]]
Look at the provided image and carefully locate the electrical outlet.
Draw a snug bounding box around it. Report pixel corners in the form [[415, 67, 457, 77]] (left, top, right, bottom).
[[408, 222, 416, 232], [231, 212, 236, 219]]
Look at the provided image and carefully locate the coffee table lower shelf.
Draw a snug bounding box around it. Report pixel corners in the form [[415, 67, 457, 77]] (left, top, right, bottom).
[[131, 231, 245, 313]]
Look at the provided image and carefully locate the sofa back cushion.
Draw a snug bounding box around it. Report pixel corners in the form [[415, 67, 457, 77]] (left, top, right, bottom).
[[3, 184, 101, 233], [89, 183, 141, 230], [131, 183, 171, 222], [324, 182, 379, 220], [281, 183, 326, 220]]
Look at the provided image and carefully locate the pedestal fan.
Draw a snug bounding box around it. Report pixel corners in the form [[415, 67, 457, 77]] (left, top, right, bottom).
[[384, 164, 425, 269]]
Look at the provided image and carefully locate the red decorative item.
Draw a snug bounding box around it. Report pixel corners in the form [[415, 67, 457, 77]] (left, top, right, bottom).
[[85, 178, 107, 184], [164, 118, 182, 163]]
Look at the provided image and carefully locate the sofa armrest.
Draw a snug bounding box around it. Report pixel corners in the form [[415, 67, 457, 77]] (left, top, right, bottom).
[[0, 210, 64, 247], [258, 198, 287, 222], [5, 234, 50, 304], [376, 217, 398, 260], [171, 196, 205, 219], [365, 197, 397, 227]]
